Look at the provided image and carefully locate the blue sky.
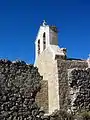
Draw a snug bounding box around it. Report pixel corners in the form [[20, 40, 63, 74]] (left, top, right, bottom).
[[0, 0, 90, 64]]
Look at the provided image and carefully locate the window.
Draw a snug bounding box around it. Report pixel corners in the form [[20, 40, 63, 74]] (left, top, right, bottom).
[[43, 32, 46, 50], [38, 39, 40, 55]]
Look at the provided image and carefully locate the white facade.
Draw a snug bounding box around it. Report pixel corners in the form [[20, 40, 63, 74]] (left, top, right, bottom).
[[34, 21, 59, 64], [34, 21, 67, 66]]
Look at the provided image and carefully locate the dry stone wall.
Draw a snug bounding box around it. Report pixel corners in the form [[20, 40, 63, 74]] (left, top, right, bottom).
[[35, 80, 48, 113], [57, 59, 88, 111], [1, 57, 90, 120], [69, 68, 90, 113], [0, 59, 44, 120]]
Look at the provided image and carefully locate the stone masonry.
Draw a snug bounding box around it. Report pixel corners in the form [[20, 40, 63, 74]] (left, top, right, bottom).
[[35, 48, 88, 114], [57, 59, 88, 111], [35, 48, 60, 114], [34, 21, 89, 114]]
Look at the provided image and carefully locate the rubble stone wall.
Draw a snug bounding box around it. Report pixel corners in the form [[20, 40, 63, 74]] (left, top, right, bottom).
[[69, 68, 90, 113], [35, 80, 48, 113], [0, 59, 42, 119], [57, 59, 88, 111]]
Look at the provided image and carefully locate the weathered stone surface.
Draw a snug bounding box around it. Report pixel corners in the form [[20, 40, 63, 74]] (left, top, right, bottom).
[[36, 80, 48, 113], [57, 59, 88, 111], [69, 68, 90, 112], [35, 48, 60, 114], [0, 59, 44, 120], [35, 46, 89, 114]]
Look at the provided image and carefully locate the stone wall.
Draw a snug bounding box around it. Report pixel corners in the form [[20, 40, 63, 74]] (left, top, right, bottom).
[[57, 59, 88, 111], [0, 59, 43, 119], [35, 51, 89, 114], [69, 68, 90, 113], [36, 80, 48, 113]]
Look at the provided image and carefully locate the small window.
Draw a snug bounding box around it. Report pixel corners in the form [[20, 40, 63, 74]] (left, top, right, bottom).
[[43, 32, 45, 38], [43, 32, 46, 50], [38, 39, 40, 55]]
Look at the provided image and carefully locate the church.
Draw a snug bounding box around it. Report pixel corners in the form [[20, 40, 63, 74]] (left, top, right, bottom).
[[34, 21, 90, 114]]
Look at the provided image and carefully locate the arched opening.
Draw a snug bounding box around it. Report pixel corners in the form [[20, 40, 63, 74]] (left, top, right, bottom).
[[38, 39, 40, 55], [43, 32, 46, 50]]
